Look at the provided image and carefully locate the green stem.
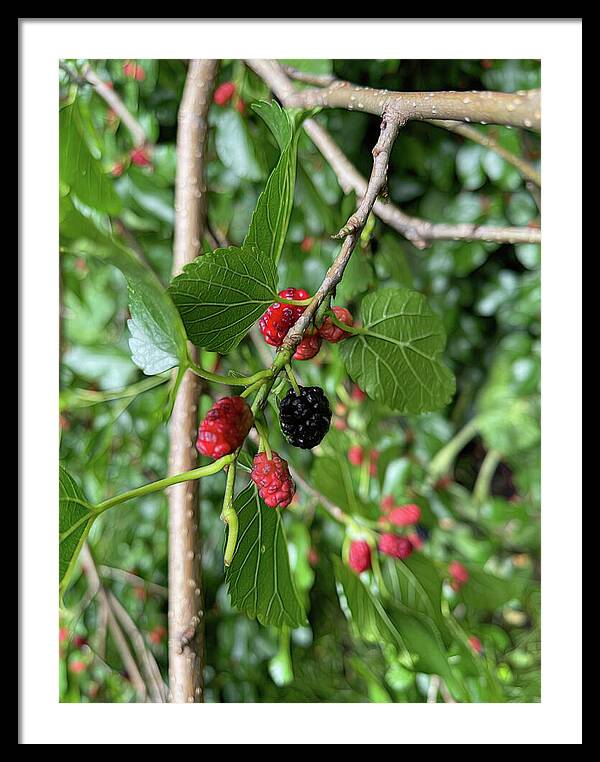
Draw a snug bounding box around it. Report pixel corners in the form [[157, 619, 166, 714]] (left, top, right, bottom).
[[473, 448, 502, 508], [188, 360, 272, 388], [94, 454, 234, 514], [240, 378, 267, 399], [254, 418, 272, 460], [222, 464, 239, 567], [285, 364, 301, 396], [427, 417, 480, 484], [326, 312, 368, 336], [276, 297, 313, 307], [59, 374, 169, 411]]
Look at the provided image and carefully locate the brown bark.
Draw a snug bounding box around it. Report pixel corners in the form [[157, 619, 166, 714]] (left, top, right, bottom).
[[168, 58, 218, 704]]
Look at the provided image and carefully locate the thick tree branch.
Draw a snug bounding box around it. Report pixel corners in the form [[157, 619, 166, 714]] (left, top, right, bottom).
[[247, 59, 541, 250], [168, 58, 218, 705], [281, 77, 541, 131], [82, 63, 147, 147]]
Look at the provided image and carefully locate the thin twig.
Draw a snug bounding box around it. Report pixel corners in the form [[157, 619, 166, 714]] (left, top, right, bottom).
[[98, 565, 168, 597], [82, 63, 147, 147], [281, 65, 336, 87], [427, 119, 541, 187], [334, 107, 404, 238], [80, 544, 148, 702], [428, 675, 441, 703], [108, 591, 167, 703]]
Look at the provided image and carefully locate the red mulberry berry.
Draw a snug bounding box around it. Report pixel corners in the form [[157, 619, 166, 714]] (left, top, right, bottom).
[[196, 396, 253, 459], [381, 495, 395, 513], [251, 451, 295, 508], [69, 660, 86, 674], [319, 307, 354, 343], [130, 146, 152, 167], [348, 445, 364, 466], [468, 635, 483, 654], [369, 450, 379, 476], [111, 162, 124, 177], [349, 540, 371, 574], [293, 331, 321, 360], [149, 625, 166, 645], [407, 532, 424, 550], [300, 236, 314, 253], [123, 61, 145, 81], [351, 384, 366, 401], [378, 533, 413, 559], [213, 82, 236, 106], [259, 288, 310, 347], [388, 503, 421, 527], [449, 560, 469, 590]]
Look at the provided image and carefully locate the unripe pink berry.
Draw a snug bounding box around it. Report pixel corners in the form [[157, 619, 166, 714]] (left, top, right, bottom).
[[348, 445, 364, 466], [300, 236, 314, 253], [449, 560, 469, 586], [381, 495, 395, 513], [388, 503, 421, 527], [378, 533, 413, 560], [213, 81, 236, 106], [349, 540, 371, 574]]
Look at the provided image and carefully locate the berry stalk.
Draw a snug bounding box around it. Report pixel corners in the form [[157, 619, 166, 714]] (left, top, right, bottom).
[[94, 454, 235, 514], [221, 463, 239, 567], [188, 360, 273, 388]]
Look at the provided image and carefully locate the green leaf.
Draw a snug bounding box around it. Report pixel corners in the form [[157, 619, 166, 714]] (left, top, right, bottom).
[[59, 102, 121, 214], [59, 465, 96, 593], [340, 288, 455, 414], [169, 245, 277, 353], [477, 351, 540, 455], [225, 485, 307, 629], [61, 201, 189, 376], [243, 101, 311, 264], [333, 556, 401, 647], [333, 557, 464, 692], [381, 555, 449, 641], [459, 565, 527, 613], [312, 455, 378, 519], [214, 109, 266, 181]]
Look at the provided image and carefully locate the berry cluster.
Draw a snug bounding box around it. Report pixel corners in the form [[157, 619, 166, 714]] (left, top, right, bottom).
[[258, 286, 354, 363], [259, 288, 309, 347], [348, 498, 431, 574]]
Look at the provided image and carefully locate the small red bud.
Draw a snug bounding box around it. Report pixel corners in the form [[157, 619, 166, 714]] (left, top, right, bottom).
[[348, 445, 364, 466], [213, 82, 236, 106]]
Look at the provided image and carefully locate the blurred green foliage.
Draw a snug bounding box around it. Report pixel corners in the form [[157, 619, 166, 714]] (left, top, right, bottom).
[[59, 58, 540, 703]]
